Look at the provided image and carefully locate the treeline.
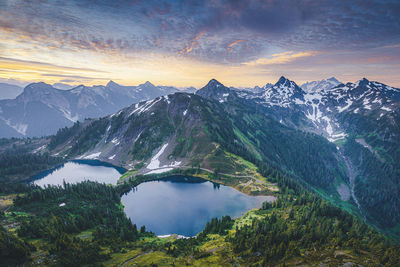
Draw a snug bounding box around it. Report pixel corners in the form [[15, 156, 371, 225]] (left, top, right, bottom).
[[230, 192, 400, 265], [12, 181, 151, 266], [48, 121, 81, 149], [0, 152, 63, 183], [199, 216, 234, 237]]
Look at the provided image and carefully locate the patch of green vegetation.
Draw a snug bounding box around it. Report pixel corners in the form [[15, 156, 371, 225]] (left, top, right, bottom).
[[119, 169, 138, 181]]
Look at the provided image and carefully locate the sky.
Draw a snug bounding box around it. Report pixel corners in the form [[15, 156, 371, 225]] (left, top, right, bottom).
[[1, 0, 400, 88]]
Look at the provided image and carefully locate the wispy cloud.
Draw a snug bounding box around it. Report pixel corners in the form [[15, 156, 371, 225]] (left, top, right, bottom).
[[180, 30, 206, 54], [244, 51, 320, 66], [41, 73, 109, 80], [0, 57, 107, 73], [383, 44, 400, 49], [227, 40, 245, 52]]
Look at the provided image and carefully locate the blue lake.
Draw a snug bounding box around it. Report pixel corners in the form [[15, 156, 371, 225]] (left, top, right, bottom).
[[121, 176, 274, 236], [32, 160, 125, 187]]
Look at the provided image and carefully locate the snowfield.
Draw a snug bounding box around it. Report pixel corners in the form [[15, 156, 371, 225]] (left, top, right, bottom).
[[147, 143, 169, 169]]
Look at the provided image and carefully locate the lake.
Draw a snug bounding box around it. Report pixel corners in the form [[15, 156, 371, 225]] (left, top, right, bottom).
[[32, 160, 125, 187], [121, 176, 275, 236]]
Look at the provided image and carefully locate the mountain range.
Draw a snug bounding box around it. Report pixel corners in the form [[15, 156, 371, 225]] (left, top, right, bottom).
[[1, 75, 400, 265], [0, 81, 181, 137], [38, 76, 400, 240]]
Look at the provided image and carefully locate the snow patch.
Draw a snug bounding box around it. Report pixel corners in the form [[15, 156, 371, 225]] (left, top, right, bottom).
[[169, 161, 181, 167], [111, 138, 120, 146], [134, 132, 142, 143], [147, 143, 168, 169], [3, 119, 28, 135], [183, 109, 188, 116], [83, 152, 101, 159], [33, 145, 46, 153], [60, 109, 79, 122], [328, 132, 347, 142], [108, 154, 116, 160], [381, 106, 392, 111], [338, 99, 353, 112], [322, 116, 333, 136]]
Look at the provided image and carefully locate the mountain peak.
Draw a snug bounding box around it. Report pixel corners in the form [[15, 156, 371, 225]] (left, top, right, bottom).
[[357, 78, 370, 87], [274, 76, 301, 90], [143, 81, 154, 86], [205, 78, 224, 88], [196, 79, 231, 101], [327, 77, 340, 83], [106, 80, 119, 87], [276, 76, 290, 86]]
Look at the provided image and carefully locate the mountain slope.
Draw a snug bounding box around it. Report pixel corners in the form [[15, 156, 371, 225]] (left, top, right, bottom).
[[0, 81, 179, 137], [0, 83, 23, 100], [49, 81, 348, 201], [235, 76, 400, 234]]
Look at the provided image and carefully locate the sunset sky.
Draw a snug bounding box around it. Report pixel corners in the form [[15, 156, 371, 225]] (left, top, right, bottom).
[[1, 0, 400, 88]]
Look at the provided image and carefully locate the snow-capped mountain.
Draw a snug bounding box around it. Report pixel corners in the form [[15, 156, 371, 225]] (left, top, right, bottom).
[[0, 81, 179, 137], [244, 76, 306, 108], [301, 77, 341, 93], [233, 76, 399, 142]]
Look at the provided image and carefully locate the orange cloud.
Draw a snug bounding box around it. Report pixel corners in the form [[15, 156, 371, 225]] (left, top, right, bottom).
[[180, 30, 205, 54], [227, 40, 245, 51], [243, 51, 321, 66]]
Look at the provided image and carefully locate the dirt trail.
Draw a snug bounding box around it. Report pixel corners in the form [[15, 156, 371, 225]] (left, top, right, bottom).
[[120, 251, 153, 267]]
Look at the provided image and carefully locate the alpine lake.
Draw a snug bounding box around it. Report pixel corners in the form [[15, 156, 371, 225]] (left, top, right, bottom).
[[32, 160, 273, 236]]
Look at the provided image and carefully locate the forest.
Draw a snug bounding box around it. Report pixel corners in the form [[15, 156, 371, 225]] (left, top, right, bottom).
[[1, 166, 399, 266]]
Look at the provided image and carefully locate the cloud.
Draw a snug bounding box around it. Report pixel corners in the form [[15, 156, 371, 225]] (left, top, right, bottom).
[[0, 57, 106, 73], [1, 0, 400, 86], [1, 0, 397, 64], [244, 51, 321, 66], [180, 30, 206, 54], [383, 44, 400, 48], [227, 40, 245, 51], [41, 74, 109, 80]]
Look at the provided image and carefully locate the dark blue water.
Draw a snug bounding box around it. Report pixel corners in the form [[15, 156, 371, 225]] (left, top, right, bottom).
[[121, 176, 275, 236], [32, 160, 125, 187]]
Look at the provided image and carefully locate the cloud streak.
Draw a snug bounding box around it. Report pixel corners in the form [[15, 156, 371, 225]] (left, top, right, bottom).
[[244, 51, 321, 66], [0, 57, 107, 73]]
